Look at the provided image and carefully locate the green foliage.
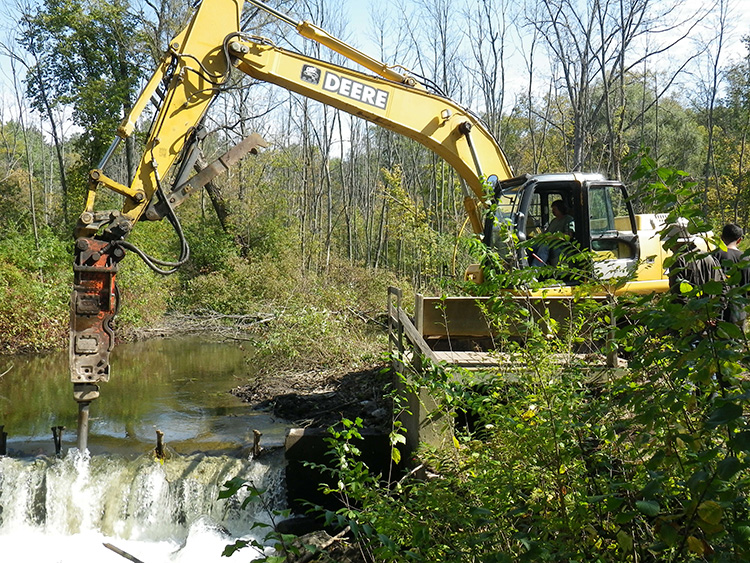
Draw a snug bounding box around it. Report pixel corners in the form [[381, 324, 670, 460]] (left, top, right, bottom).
[[628, 148, 707, 228], [174, 245, 396, 374], [219, 478, 297, 562], [113, 221, 181, 330], [314, 259, 405, 314], [238, 261, 394, 374], [0, 229, 69, 352], [19, 0, 147, 164], [247, 305, 367, 369], [701, 41, 750, 225], [115, 256, 177, 330], [501, 97, 568, 174], [499, 70, 706, 178], [0, 123, 54, 228], [176, 254, 295, 315], [0, 168, 24, 224], [297, 395, 411, 561], [296, 157, 750, 562], [179, 217, 239, 279], [307, 298, 750, 561], [380, 165, 455, 284], [607, 289, 750, 560]]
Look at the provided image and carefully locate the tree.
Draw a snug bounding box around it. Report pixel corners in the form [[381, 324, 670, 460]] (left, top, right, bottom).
[[18, 0, 148, 194], [9, 0, 70, 224], [703, 36, 750, 225], [691, 0, 731, 216], [463, 0, 513, 142], [130, 0, 191, 64], [526, 0, 708, 178]]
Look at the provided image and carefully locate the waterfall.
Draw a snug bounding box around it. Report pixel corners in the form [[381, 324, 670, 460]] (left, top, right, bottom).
[[0, 449, 286, 562]]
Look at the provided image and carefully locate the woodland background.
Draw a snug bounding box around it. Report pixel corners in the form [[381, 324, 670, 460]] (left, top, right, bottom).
[[0, 0, 749, 352], [2, 3, 750, 560]]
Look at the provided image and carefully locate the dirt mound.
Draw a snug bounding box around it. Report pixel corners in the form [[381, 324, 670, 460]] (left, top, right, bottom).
[[231, 363, 392, 430]]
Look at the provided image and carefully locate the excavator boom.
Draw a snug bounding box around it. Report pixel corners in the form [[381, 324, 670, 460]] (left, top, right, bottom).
[[229, 37, 513, 205], [69, 0, 514, 449]]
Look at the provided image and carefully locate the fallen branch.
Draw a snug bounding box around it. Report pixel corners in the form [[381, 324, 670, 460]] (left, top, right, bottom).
[[346, 306, 387, 329], [103, 543, 146, 563], [294, 525, 351, 563], [132, 311, 277, 339], [0, 363, 12, 378]]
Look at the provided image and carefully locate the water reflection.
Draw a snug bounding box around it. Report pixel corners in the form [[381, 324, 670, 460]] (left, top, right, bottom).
[[0, 338, 289, 457]]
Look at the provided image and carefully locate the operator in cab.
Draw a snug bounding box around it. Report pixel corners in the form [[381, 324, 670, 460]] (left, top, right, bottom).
[[530, 199, 575, 267]]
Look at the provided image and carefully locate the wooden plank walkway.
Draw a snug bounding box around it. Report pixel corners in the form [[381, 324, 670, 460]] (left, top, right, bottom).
[[431, 350, 500, 367]]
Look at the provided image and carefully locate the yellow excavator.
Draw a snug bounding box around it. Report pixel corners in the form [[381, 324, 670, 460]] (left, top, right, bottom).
[[69, 0, 677, 448]]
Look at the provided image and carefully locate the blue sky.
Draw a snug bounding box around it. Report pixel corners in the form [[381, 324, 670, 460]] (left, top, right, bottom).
[[0, 0, 748, 131]]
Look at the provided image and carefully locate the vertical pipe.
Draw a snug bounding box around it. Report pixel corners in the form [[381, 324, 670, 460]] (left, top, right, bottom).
[[77, 402, 90, 452]]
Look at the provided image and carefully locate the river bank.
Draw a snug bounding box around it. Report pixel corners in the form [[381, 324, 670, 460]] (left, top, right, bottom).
[[231, 363, 392, 431]]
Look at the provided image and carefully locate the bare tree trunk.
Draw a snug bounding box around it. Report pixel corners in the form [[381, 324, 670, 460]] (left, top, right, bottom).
[[195, 155, 231, 230], [464, 0, 510, 141], [530, 0, 702, 174], [9, 53, 39, 250], [737, 109, 750, 223], [4, 37, 69, 224], [701, 0, 728, 218]]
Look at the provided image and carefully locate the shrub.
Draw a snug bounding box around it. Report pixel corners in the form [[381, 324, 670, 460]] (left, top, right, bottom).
[[0, 259, 68, 353], [115, 254, 179, 330], [302, 155, 750, 562]]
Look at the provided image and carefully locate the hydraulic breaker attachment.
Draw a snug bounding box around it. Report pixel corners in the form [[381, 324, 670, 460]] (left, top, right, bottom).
[[69, 237, 125, 450]]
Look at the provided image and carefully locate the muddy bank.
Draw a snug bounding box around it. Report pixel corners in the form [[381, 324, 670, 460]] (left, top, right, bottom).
[[231, 363, 393, 430], [232, 363, 395, 563]]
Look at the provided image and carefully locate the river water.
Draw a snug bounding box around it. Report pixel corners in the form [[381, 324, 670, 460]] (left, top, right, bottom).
[[0, 338, 293, 562]]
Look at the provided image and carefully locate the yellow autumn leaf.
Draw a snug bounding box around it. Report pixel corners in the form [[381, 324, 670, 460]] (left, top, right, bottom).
[[698, 500, 723, 526], [687, 536, 704, 555]]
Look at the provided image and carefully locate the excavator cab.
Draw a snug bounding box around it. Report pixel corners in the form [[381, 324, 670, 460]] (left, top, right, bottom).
[[485, 173, 640, 285]]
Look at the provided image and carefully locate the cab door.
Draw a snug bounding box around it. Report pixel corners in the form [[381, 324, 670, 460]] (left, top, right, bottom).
[[584, 181, 639, 280]]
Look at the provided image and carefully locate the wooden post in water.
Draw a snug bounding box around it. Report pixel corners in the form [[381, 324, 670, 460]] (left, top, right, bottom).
[[155, 429, 165, 460], [52, 425, 65, 456], [0, 425, 6, 456]]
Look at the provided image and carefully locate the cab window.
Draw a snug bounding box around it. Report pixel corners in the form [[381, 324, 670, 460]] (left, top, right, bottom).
[[589, 185, 635, 258]]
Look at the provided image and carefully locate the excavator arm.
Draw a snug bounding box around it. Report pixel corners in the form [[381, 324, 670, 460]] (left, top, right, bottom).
[[229, 36, 513, 228], [70, 0, 513, 449]]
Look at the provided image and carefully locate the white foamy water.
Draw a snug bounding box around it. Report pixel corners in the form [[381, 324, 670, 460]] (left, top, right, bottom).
[[0, 449, 286, 562]]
